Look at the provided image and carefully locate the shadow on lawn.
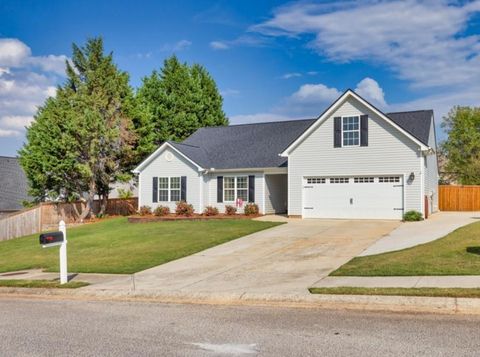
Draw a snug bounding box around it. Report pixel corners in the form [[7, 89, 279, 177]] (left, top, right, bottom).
[[466, 247, 480, 255]]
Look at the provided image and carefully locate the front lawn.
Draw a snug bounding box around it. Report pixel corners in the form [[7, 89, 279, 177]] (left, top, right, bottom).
[[0, 217, 282, 274], [332, 221, 480, 276], [309, 287, 480, 298]]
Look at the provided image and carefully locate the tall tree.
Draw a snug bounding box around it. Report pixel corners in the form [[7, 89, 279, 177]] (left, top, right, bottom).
[[441, 106, 480, 184], [135, 55, 228, 155], [19, 37, 136, 219]]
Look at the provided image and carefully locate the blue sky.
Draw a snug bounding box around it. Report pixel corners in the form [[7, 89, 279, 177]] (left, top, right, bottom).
[[1, 0, 480, 156]]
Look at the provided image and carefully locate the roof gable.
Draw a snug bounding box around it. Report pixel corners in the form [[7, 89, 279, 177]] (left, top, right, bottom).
[[280, 90, 431, 156]]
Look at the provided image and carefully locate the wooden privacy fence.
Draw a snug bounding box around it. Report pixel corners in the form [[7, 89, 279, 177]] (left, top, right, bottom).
[[439, 185, 480, 211], [0, 198, 137, 241]]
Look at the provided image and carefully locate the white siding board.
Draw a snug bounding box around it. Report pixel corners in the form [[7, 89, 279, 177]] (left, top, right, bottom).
[[139, 147, 201, 212], [264, 174, 288, 214], [204, 172, 265, 214], [288, 97, 423, 217]]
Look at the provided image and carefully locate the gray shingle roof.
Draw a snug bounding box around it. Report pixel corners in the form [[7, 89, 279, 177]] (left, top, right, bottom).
[[386, 110, 433, 145], [0, 156, 30, 212], [169, 109, 433, 170], [177, 119, 316, 169]]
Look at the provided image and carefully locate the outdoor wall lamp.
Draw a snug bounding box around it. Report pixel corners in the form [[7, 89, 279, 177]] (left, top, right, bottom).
[[409, 172, 415, 181]]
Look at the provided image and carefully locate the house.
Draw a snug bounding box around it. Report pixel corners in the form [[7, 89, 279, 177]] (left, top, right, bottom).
[[133, 90, 438, 219], [0, 156, 30, 217]]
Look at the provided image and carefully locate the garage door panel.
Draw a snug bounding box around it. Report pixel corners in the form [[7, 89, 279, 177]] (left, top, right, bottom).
[[303, 176, 403, 219]]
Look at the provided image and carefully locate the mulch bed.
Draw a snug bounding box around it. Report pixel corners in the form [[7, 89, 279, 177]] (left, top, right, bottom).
[[128, 214, 262, 223]]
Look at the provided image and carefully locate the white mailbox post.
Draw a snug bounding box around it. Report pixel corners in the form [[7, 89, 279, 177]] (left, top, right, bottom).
[[39, 220, 68, 284]]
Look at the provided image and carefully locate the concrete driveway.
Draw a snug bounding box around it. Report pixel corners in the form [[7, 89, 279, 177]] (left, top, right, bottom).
[[87, 218, 398, 295]]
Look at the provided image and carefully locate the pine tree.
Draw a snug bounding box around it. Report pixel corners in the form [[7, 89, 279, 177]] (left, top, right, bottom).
[[19, 37, 136, 219], [135, 55, 228, 153]]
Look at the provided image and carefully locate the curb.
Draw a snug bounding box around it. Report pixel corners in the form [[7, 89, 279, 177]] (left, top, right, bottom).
[[2, 287, 480, 315]]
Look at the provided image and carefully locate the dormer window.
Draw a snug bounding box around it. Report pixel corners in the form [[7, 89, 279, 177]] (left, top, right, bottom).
[[342, 116, 360, 146]]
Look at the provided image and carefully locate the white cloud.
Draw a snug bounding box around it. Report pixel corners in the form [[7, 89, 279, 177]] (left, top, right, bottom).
[[289, 83, 341, 104], [209, 35, 268, 50], [354, 77, 386, 108], [210, 41, 230, 50], [252, 1, 480, 89], [0, 115, 34, 130], [161, 40, 192, 52], [0, 38, 65, 141], [0, 128, 21, 137], [307, 71, 318, 76], [220, 88, 240, 97], [282, 72, 302, 79], [0, 38, 31, 67]]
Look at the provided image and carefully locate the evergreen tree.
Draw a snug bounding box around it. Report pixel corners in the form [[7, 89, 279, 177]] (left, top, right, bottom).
[[135, 55, 228, 154], [19, 37, 136, 219]]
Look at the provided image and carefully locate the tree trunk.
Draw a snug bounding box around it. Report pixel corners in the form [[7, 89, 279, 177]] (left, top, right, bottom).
[[79, 181, 95, 222], [99, 193, 108, 216]]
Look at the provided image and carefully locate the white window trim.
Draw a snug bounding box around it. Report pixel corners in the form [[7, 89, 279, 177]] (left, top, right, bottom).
[[341, 115, 360, 147], [223, 175, 249, 203], [158, 176, 181, 202]]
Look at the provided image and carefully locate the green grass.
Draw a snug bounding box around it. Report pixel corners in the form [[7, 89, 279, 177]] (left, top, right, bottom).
[[0, 280, 88, 289], [332, 221, 480, 276], [0, 217, 282, 274], [309, 287, 480, 298]]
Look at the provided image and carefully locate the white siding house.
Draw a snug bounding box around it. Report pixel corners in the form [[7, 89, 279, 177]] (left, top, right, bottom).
[[133, 90, 438, 220]]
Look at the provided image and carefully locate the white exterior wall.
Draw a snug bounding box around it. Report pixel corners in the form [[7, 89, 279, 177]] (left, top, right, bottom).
[[424, 117, 439, 213], [264, 174, 288, 214], [138, 147, 202, 212], [288, 97, 423, 217], [203, 172, 265, 214]]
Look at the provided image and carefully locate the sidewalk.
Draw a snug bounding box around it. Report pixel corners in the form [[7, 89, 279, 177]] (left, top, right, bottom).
[[360, 212, 478, 256], [315, 275, 480, 288]]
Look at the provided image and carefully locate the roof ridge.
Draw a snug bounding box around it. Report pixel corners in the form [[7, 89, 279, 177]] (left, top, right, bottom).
[[200, 118, 317, 129], [0, 156, 19, 159], [387, 109, 433, 115], [169, 141, 201, 149]]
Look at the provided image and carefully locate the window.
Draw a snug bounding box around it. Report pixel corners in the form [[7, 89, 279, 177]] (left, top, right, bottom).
[[224, 176, 249, 202], [354, 177, 374, 183], [379, 176, 400, 183], [170, 177, 181, 201], [307, 178, 326, 184], [330, 177, 349, 184], [342, 116, 360, 146], [158, 177, 181, 201], [158, 177, 169, 201]]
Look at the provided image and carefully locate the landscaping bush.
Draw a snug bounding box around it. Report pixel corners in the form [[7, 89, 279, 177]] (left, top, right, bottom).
[[403, 210, 423, 221], [244, 203, 259, 216], [175, 201, 194, 216], [154, 205, 170, 216], [203, 206, 219, 216], [225, 205, 237, 215], [138, 205, 152, 216]]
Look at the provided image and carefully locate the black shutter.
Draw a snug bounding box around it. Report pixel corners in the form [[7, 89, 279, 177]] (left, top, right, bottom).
[[360, 114, 368, 147], [181, 176, 187, 201], [217, 176, 223, 203], [152, 177, 158, 203], [248, 175, 255, 202], [334, 116, 341, 147]]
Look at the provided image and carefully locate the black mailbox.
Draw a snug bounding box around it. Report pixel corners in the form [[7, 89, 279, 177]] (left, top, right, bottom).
[[39, 231, 64, 245]]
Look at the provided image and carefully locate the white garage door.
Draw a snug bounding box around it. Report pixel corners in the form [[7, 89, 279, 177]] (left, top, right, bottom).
[[303, 176, 403, 219]]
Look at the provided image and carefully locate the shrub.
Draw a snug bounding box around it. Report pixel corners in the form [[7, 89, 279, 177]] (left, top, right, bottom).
[[117, 188, 133, 199], [154, 205, 170, 216], [244, 203, 259, 216], [225, 205, 237, 215], [203, 206, 219, 216], [175, 201, 194, 216], [138, 205, 152, 216], [403, 210, 423, 221]]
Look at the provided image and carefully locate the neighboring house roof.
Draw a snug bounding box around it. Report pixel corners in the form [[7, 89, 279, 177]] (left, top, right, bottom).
[[386, 110, 433, 145], [0, 156, 30, 212], [178, 119, 316, 169]]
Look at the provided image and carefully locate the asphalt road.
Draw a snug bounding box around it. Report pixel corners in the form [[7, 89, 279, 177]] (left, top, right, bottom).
[[1, 297, 480, 356]]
